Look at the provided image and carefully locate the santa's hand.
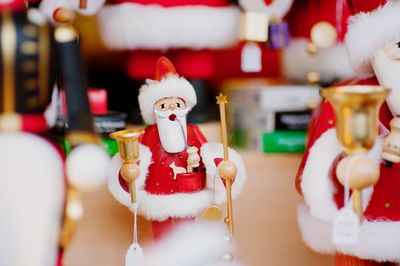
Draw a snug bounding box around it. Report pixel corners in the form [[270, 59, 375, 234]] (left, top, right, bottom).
[[66, 144, 109, 192], [336, 154, 380, 190], [218, 160, 237, 182], [120, 163, 140, 183]]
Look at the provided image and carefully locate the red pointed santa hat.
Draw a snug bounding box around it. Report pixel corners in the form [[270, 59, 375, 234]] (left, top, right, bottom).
[[345, 0, 400, 75], [138, 57, 197, 125]]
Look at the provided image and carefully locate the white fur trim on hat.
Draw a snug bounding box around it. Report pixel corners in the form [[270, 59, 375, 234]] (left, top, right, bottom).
[[301, 128, 382, 222], [98, 3, 240, 50], [239, 0, 293, 18], [138, 74, 197, 125], [282, 39, 354, 83], [200, 142, 246, 205], [345, 0, 400, 75], [298, 204, 400, 262]]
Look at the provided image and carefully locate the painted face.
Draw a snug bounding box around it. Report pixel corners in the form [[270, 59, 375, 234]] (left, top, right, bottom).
[[371, 40, 400, 115], [155, 97, 186, 112], [154, 97, 189, 153]]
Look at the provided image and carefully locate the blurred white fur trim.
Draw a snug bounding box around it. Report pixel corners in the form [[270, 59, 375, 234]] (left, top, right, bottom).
[[145, 222, 242, 266], [0, 132, 64, 266], [282, 39, 354, 83], [98, 3, 240, 50], [298, 204, 400, 262], [201, 142, 246, 205]]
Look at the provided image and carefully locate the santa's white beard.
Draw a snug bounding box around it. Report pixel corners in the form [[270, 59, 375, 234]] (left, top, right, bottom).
[[372, 48, 400, 116], [155, 108, 189, 153]]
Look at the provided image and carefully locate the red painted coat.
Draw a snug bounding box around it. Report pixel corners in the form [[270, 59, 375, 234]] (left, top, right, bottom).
[[119, 124, 209, 195]]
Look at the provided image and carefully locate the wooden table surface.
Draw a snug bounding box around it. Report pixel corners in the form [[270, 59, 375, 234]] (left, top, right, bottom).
[[65, 124, 333, 266]]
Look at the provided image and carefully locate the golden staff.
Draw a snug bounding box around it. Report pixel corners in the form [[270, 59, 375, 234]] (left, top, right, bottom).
[[216, 93, 236, 238]]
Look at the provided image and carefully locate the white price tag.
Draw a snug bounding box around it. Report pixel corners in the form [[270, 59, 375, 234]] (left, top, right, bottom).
[[126, 243, 144, 266], [241, 42, 262, 73], [332, 207, 359, 246]]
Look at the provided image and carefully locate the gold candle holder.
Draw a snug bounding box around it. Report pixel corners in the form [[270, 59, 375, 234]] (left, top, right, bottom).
[[321, 85, 389, 220], [110, 129, 144, 204]]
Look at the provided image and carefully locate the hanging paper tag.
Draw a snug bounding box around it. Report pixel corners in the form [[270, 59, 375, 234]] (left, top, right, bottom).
[[268, 21, 290, 49], [332, 207, 359, 246], [126, 243, 144, 266], [241, 42, 262, 73]]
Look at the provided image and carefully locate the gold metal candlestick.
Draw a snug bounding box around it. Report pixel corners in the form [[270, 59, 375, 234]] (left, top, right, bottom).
[[216, 93, 236, 238], [110, 129, 144, 204], [321, 85, 389, 220]]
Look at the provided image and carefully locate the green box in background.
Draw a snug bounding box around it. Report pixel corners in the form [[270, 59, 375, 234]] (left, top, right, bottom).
[[262, 130, 306, 153], [230, 128, 306, 153]]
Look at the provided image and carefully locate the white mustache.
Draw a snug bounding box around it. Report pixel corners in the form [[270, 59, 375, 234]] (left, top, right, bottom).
[[154, 108, 190, 119]]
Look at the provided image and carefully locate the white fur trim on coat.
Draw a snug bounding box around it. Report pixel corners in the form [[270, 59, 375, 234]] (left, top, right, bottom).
[[98, 3, 240, 50], [200, 142, 246, 205], [239, 0, 293, 18], [282, 39, 354, 84], [301, 128, 382, 222], [298, 204, 400, 262], [138, 190, 212, 221], [345, 1, 400, 76], [138, 74, 197, 125]]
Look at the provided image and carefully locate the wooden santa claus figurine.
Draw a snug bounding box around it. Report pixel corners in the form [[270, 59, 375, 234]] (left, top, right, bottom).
[[296, 0, 400, 265], [108, 57, 246, 240]]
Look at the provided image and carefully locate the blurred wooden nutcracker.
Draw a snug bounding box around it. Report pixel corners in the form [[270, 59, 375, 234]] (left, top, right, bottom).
[[283, 0, 354, 85], [0, 1, 109, 266], [296, 0, 400, 265], [108, 57, 247, 240]]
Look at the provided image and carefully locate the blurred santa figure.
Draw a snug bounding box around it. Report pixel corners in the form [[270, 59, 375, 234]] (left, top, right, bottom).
[[108, 57, 246, 240], [296, 0, 400, 265], [282, 0, 354, 85], [97, 0, 294, 122], [0, 1, 109, 266]]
